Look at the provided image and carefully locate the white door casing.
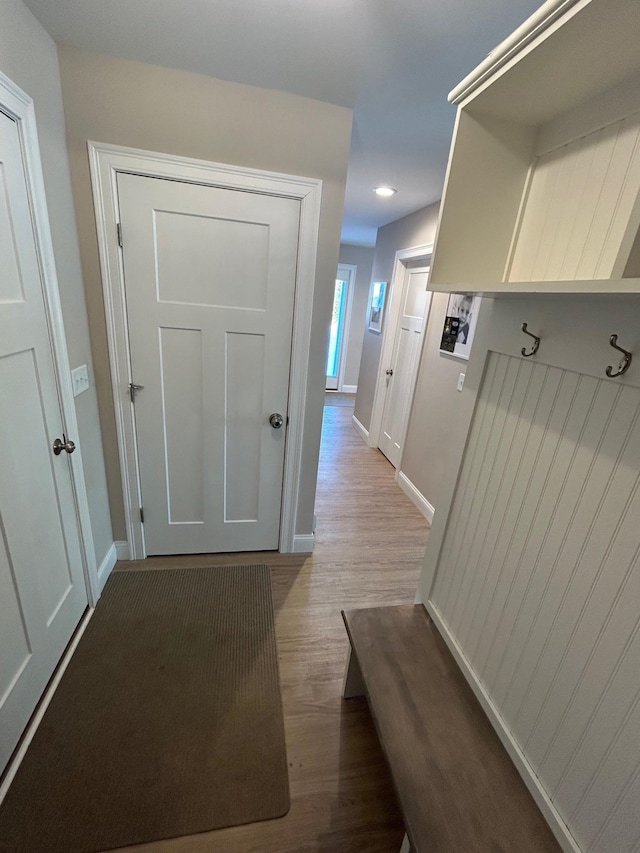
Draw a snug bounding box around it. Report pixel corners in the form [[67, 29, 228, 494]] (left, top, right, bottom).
[[88, 142, 322, 559], [0, 75, 95, 776], [117, 172, 300, 554], [368, 243, 433, 457], [378, 264, 431, 467]]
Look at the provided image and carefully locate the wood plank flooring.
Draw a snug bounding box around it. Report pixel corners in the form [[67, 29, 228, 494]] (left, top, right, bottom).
[[113, 398, 430, 853]]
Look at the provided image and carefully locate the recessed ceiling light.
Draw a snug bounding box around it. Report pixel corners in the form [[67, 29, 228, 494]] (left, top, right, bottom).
[[373, 186, 397, 197]]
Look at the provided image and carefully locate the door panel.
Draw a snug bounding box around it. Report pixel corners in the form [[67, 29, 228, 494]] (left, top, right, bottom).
[[153, 209, 270, 310], [2, 350, 73, 617], [379, 266, 430, 467], [0, 110, 87, 773], [225, 331, 265, 522], [159, 327, 204, 524], [381, 327, 413, 455], [117, 172, 300, 554]]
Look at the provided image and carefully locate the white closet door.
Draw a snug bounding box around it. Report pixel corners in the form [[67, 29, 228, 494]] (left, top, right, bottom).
[[379, 265, 430, 467], [0, 110, 87, 774], [117, 172, 301, 554]]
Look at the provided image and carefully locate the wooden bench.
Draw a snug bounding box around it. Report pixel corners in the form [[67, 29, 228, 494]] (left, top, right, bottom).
[[342, 605, 562, 853]]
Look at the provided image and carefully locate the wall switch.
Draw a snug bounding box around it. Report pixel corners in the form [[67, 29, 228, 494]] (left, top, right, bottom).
[[71, 364, 90, 397], [457, 372, 466, 392]]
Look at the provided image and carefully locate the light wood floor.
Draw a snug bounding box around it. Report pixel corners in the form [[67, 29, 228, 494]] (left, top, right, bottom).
[[323, 390, 357, 407], [115, 399, 430, 853]]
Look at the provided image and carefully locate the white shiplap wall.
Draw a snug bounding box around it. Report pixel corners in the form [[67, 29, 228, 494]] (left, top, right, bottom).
[[508, 112, 640, 281], [429, 351, 640, 853]]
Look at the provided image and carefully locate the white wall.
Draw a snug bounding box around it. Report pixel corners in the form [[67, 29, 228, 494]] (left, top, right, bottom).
[[57, 45, 353, 540], [351, 203, 490, 521], [400, 291, 472, 513], [0, 0, 113, 565], [338, 244, 374, 390]]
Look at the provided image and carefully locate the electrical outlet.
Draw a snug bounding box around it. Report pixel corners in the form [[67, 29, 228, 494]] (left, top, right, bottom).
[[71, 364, 90, 397], [457, 373, 465, 392]]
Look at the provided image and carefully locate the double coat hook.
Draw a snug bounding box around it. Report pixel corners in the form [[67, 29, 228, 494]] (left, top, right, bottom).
[[518, 326, 633, 378], [521, 323, 540, 358], [606, 334, 632, 378]]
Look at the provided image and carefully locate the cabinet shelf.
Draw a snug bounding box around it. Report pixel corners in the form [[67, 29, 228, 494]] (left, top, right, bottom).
[[428, 279, 640, 301]]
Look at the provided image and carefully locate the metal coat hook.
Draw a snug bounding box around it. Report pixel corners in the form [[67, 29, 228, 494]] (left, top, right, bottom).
[[521, 323, 540, 358], [606, 334, 632, 378]]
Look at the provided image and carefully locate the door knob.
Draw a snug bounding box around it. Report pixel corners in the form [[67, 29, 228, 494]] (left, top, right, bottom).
[[269, 413, 284, 429], [53, 434, 76, 455], [386, 368, 394, 376]]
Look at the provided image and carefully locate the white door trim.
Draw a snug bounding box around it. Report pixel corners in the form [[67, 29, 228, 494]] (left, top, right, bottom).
[[332, 262, 356, 392], [369, 243, 433, 449], [0, 72, 98, 603], [88, 141, 322, 558]]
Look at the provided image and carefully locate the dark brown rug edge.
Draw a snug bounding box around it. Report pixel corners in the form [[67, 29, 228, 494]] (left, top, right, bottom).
[[0, 564, 290, 853]]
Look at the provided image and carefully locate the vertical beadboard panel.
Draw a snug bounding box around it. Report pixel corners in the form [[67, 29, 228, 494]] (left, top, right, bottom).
[[430, 351, 640, 853], [432, 352, 506, 609], [528, 145, 581, 281], [506, 155, 562, 281], [508, 113, 640, 281], [558, 127, 618, 281]]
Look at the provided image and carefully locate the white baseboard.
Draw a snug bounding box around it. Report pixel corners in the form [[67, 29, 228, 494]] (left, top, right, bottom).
[[396, 471, 434, 524], [96, 542, 117, 592], [425, 601, 581, 853], [340, 384, 357, 394], [115, 540, 130, 561], [0, 607, 94, 806], [292, 533, 315, 553], [351, 414, 371, 445]]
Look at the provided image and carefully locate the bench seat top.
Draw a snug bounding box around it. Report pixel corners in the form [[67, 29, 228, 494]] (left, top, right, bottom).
[[342, 604, 562, 853]]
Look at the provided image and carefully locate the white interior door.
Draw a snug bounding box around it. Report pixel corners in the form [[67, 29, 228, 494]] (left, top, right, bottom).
[[117, 172, 300, 555], [0, 110, 88, 774], [379, 264, 431, 467]]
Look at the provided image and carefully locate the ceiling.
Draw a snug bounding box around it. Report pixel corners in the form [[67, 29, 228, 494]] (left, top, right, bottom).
[[24, 0, 542, 246]]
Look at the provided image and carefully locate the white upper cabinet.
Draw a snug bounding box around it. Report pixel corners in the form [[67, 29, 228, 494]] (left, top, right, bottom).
[[430, 0, 640, 294]]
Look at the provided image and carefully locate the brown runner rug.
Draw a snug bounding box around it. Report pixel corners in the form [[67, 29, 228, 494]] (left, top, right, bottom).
[[0, 565, 289, 853]]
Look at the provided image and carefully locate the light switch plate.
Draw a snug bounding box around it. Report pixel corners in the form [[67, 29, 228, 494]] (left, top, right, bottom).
[[457, 373, 465, 392], [71, 364, 90, 397]]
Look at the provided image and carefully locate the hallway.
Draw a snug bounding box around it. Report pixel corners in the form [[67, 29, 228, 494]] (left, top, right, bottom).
[[114, 395, 430, 853]]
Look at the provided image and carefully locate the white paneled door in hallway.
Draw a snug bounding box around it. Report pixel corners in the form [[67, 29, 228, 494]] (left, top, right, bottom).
[[0, 108, 88, 775], [117, 173, 301, 554], [379, 264, 431, 467]]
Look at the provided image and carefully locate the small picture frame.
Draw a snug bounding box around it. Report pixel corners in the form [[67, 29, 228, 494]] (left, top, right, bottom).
[[439, 293, 480, 360], [368, 281, 387, 334]]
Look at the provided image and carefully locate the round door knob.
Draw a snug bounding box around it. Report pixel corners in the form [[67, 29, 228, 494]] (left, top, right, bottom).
[[385, 368, 394, 376], [53, 435, 76, 455], [269, 413, 284, 429]]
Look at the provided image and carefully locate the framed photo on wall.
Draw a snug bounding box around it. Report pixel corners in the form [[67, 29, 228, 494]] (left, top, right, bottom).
[[367, 281, 387, 334], [439, 292, 480, 360]]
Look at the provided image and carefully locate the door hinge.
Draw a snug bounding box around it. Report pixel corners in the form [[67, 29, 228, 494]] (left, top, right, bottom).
[[117, 222, 123, 248], [129, 382, 144, 403], [139, 507, 144, 524]]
